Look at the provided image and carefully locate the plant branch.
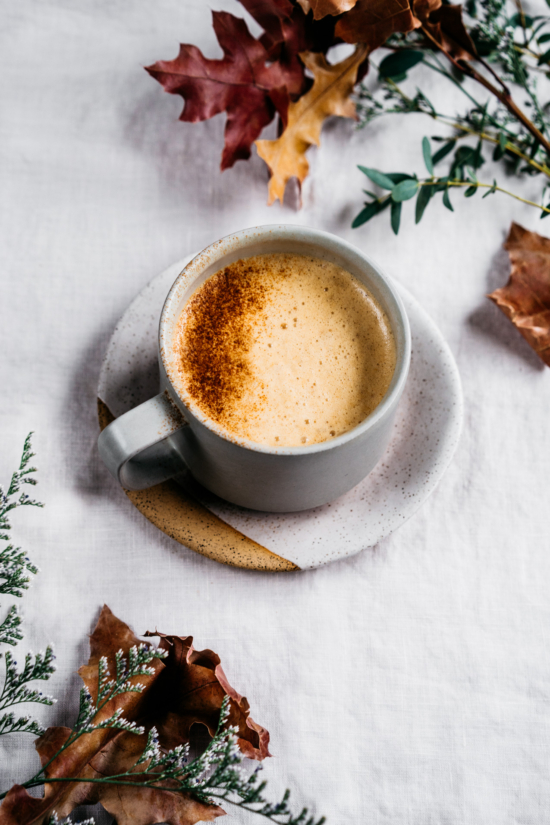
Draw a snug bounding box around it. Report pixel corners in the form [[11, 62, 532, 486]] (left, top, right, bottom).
[[375, 74, 550, 178], [420, 27, 550, 157], [419, 178, 550, 212], [10, 777, 324, 825]]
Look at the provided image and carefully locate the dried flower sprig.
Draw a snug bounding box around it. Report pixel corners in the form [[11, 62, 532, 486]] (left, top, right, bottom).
[[0, 441, 324, 825], [4, 646, 324, 825]]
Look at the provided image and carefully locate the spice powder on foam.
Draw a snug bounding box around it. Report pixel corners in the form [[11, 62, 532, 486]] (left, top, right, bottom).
[[173, 259, 272, 430]]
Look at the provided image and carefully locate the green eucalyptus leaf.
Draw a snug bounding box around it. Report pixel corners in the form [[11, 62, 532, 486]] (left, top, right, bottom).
[[352, 202, 380, 228], [379, 50, 424, 79], [388, 72, 408, 83], [358, 166, 395, 190], [415, 185, 433, 224], [509, 12, 533, 27], [538, 32, 550, 43], [433, 177, 450, 193], [472, 140, 483, 169], [391, 179, 419, 202], [453, 146, 474, 167], [432, 140, 456, 165], [499, 133, 508, 152], [540, 205, 550, 219], [422, 137, 434, 175], [464, 185, 477, 197], [385, 173, 415, 183], [352, 197, 391, 228], [538, 47, 550, 65], [390, 200, 402, 235], [443, 188, 454, 212], [482, 180, 497, 198]]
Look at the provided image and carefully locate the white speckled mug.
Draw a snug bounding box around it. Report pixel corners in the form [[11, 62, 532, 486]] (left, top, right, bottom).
[[98, 225, 411, 512]]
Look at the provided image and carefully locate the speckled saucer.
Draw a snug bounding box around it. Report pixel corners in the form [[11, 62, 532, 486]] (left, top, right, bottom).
[[98, 254, 463, 571]]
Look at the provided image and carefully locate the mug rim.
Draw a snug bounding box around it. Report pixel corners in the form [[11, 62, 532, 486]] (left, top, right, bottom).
[[159, 224, 411, 457]]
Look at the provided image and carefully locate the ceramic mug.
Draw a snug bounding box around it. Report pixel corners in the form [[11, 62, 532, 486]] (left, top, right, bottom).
[[98, 225, 411, 512]]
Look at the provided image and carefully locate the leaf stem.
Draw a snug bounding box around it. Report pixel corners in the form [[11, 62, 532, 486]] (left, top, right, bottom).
[[420, 26, 550, 157], [379, 75, 550, 178], [436, 118, 550, 177], [419, 179, 550, 212], [0, 777, 325, 824]]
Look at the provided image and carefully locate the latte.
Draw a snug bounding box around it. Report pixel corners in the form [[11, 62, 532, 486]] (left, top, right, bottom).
[[170, 253, 396, 447]]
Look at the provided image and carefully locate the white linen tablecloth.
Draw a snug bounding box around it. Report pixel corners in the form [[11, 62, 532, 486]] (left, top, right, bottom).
[[1, 2, 549, 823]]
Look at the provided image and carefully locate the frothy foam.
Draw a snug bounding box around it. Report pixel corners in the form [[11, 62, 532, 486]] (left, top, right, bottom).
[[171, 253, 397, 447]]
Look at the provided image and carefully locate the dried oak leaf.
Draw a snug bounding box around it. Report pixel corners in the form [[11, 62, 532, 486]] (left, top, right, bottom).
[[335, 0, 419, 49], [142, 630, 271, 759], [489, 222, 550, 367], [0, 605, 269, 825], [300, 0, 360, 19], [417, 3, 477, 61], [145, 10, 289, 170], [334, 0, 475, 60], [238, 0, 338, 99], [239, 0, 309, 97], [255, 45, 368, 204]]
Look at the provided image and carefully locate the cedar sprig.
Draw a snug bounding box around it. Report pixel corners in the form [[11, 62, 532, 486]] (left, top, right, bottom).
[[0, 434, 55, 738], [0, 443, 324, 825], [11, 657, 325, 825]]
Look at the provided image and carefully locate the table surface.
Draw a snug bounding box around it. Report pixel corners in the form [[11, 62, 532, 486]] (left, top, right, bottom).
[[1, 2, 549, 823]]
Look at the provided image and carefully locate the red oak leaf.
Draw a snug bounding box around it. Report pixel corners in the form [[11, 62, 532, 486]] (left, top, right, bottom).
[[146, 10, 289, 170], [239, 0, 337, 98], [239, 0, 308, 98]]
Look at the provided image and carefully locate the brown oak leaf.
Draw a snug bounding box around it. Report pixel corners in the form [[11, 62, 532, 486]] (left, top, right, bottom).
[[255, 45, 368, 204], [239, 0, 337, 99], [489, 222, 550, 367], [145, 10, 289, 170], [335, 0, 419, 49], [302, 0, 360, 19], [411, 0, 441, 16], [334, 0, 475, 60], [417, 3, 477, 61], [0, 606, 269, 825]]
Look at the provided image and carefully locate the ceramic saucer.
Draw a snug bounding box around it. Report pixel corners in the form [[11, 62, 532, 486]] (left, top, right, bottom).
[[98, 254, 463, 570]]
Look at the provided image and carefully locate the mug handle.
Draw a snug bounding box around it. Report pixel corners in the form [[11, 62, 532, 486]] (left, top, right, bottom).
[[98, 392, 189, 490]]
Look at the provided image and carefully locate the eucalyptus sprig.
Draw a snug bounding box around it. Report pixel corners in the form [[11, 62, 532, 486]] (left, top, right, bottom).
[[354, 0, 550, 231], [353, 135, 550, 234]]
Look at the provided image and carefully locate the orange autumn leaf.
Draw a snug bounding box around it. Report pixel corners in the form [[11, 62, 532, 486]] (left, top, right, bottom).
[[489, 222, 550, 367], [299, 0, 360, 18], [255, 45, 368, 204], [0, 606, 269, 825]]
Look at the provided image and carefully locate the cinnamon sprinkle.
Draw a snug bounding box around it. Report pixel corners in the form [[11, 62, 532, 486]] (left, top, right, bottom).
[[173, 259, 270, 428]]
